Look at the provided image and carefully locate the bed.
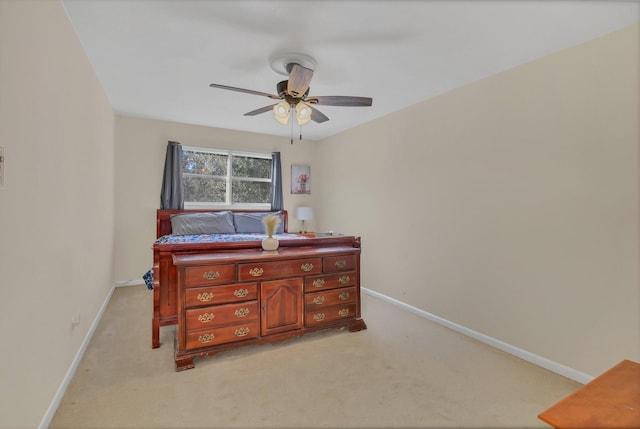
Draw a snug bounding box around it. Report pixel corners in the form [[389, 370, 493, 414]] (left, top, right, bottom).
[[151, 209, 361, 348]]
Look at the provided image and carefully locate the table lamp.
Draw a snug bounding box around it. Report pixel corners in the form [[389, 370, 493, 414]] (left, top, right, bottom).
[[296, 207, 313, 233]]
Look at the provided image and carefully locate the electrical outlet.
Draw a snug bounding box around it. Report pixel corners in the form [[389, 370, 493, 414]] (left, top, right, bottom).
[[71, 311, 81, 327]]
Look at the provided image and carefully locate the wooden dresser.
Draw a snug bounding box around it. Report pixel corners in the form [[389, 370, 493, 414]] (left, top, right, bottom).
[[172, 245, 366, 370]]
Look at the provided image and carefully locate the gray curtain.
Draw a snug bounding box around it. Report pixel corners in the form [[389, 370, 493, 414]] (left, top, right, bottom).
[[271, 151, 283, 211], [160, 141, 184, 209]]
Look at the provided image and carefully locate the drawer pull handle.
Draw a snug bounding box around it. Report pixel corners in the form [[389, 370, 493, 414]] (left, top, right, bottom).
[[197, 292, 214, 302], [301, 263, 314, 272], [312, 296, 325, 305], [338, 292, 350, 301], [335, 260, 347, 268], [203, 271, 220, 280], [338, 276, 350, 284], [249, 267, 264, 277], [198, 333, 215, 343], [234, 327, 250, 337], [197, 313, 215, 323], [338, 308, 350, 317], [313, 313, 325, 322], [313, 279, 325, 287], [234, 308, 250, 318], [234, 288, 249, 298]]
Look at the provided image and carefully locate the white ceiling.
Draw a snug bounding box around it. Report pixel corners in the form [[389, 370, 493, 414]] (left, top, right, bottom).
[[61, 1, 639, 142]]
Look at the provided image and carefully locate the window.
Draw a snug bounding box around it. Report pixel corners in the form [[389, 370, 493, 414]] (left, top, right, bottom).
[[182, 146, 272, 208]]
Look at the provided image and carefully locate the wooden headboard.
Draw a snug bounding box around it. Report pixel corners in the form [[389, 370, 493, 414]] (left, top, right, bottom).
[[156, 209, 289, 238]]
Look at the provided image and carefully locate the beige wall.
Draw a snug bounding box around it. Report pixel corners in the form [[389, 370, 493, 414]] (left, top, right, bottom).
[[114, 116, 317, 281], [316, 23, 640, 377], [0, 1, 115, 428]]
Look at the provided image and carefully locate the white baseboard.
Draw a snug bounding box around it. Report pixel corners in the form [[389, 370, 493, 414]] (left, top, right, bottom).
[[114, 279, 145, 287], [362, 287, 594, 385], [39, 284, 116, 429]]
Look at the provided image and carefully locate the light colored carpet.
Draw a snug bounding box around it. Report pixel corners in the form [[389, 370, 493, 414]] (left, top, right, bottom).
[[50, 285, 579, 428]]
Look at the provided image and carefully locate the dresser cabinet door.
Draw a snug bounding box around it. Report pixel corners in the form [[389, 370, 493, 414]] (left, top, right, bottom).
[[260, 278, 304, 336]]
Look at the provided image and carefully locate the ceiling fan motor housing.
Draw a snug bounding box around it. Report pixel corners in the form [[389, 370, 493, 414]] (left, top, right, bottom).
[[277, 80, 309, 101]]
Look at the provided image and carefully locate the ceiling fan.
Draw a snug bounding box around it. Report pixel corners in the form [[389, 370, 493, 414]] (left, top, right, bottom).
[[209, 53, 373, 127]]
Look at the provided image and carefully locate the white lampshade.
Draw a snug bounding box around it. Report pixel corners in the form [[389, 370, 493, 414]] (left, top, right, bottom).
[[296, 207, 313, 220], [296, 207, 313, 233], [273, 101, 291, 124], [295, 102, 312, 125]]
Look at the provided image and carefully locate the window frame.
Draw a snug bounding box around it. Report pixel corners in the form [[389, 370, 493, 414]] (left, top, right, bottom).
[[182, 145, 272, 210]]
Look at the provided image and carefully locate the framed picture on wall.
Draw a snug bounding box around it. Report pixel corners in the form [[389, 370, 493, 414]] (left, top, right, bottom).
[[291, 164, 311, 194]]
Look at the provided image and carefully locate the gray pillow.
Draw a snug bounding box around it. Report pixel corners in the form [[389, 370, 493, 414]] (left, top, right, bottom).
[[233, 212, 285, 234], [170, 211, 235, 235]]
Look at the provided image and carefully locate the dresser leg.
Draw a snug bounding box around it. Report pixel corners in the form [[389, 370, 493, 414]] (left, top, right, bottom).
[[152, 317, 160, 349], [349, 319, 367, 332], [175, 355, 195, 371]]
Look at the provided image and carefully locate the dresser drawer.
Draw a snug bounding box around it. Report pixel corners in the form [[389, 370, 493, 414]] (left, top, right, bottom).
[[304, 271, 357, 292], [185, 301, 258, 330], [305, 303, 357, 327], [238, 258, 322, 281], [184, 264, 236, 287], [323, 254, 357, 273], [305, 287, 356, 308], [185, 321, 259, 350], [184, 282, 257, 307]]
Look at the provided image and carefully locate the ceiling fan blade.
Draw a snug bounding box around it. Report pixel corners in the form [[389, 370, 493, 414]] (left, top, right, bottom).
[[311, 107, 329, 123], [306, 96, 373, 107], [209, 83, 281, 100], [244, 105, 276, 116], [286, 63, 314, 97]]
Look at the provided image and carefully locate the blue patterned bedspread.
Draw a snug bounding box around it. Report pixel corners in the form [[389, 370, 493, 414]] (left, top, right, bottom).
[[155, 232, 305, 244], [143, 233, 308, 290]]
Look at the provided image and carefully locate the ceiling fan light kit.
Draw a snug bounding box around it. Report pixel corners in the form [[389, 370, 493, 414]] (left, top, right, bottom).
[[272, 100, 312, 126], [209, 52, 373, 135]]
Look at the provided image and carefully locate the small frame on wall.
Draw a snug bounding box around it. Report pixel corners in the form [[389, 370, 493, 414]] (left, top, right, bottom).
[[291, 164, 310, 194]]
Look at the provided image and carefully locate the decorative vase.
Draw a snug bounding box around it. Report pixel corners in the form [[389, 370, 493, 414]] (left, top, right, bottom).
[[261, 236, 279, 251]]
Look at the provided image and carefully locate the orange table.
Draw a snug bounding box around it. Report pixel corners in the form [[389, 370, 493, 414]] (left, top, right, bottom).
[[538, 359, 640, 428]]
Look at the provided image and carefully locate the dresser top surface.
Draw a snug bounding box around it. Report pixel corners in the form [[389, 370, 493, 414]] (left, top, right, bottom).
[[172, 245, 360, 266], [538, 360, 640, 428]]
